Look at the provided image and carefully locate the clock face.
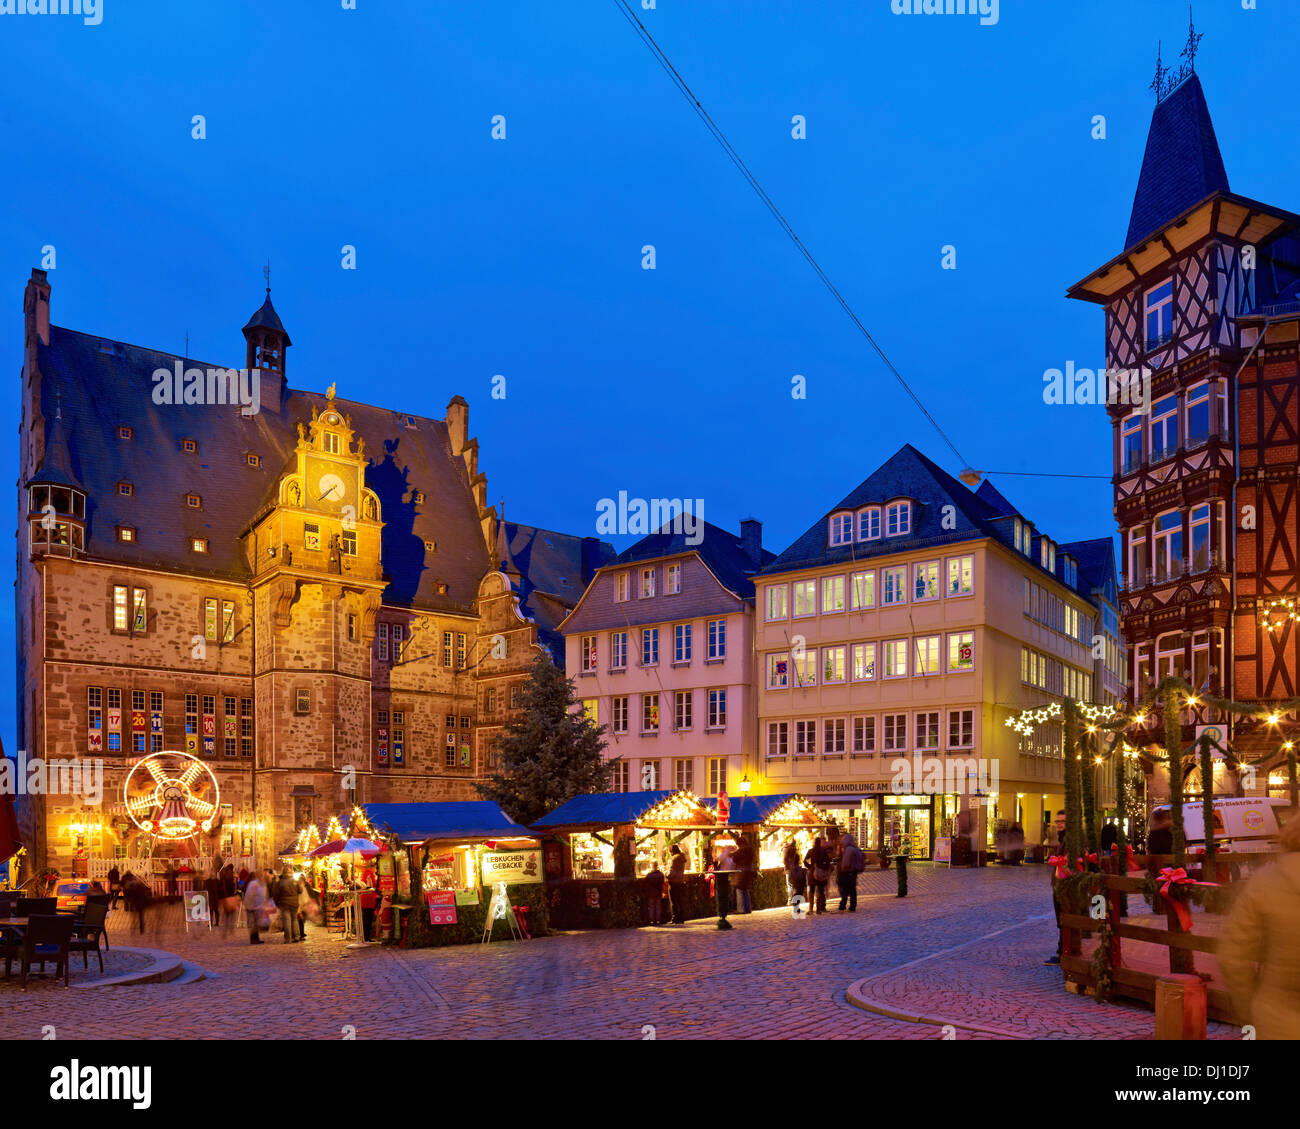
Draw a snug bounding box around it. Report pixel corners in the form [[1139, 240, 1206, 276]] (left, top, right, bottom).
[[317, 472, 347, 505]]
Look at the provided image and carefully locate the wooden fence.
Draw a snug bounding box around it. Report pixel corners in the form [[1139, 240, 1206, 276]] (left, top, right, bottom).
[[1057, 853, 1272, 1025]]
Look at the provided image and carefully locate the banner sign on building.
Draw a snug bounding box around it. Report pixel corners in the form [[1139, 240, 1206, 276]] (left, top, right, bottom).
[[480, 849, 542, 885]]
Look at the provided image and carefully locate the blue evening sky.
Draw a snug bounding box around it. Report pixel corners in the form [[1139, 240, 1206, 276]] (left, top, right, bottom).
[[2, 0, 1297, 751]]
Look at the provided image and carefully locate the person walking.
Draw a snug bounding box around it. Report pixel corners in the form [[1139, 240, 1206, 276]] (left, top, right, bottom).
[[243, 870, 268, 945], [273, 868, 299, 943], [643, 858, 665, 925], [218, 863, 239, 937], [1044, 809, 1066, 964], [1218, 816, 1300, 1039], [204, 869, 223, 929], [805, 836, 831, 915], [296, 872, 316, 942], [106, 864, 122, 909], [121, 872, 152, 934], [732, 838, 755, 915], [667, 844, 688, 925], [783, 841, 807, 907], [1146, 808, 1174, 859], [837, 832, 864, 912]]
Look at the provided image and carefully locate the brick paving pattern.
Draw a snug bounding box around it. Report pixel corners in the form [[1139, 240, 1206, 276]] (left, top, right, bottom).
[[0, 866, 1244, 1039]]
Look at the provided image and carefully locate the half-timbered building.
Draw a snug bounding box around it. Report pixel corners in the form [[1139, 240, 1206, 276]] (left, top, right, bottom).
[[1068, 64, 1300, 783]]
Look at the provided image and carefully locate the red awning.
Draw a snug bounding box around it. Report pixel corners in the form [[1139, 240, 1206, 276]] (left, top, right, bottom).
[[0, 791, 21, 867]]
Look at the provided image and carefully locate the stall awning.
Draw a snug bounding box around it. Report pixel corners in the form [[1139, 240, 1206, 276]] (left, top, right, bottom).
[[531, 790, 716, 833], [362, 802, 535, 845], [700, 793, 833, 827]]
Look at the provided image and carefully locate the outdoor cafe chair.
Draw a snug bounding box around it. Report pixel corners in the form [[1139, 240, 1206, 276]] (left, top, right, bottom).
[[69, 902, 109, 975], [17, 898, 56, 917], [0, 892, 18, 916], [5, 914, 75, 988]]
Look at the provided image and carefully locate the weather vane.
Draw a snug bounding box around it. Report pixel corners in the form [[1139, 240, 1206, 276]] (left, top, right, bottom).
[[263, 260, 271, 292], [1153, 7, 1202, 103]]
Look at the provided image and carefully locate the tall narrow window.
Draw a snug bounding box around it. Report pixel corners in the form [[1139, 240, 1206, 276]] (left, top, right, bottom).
[[1190, 503, 1211, 572], [828, 513, 853, 546], [707, 619, 725, 660], [1149, 395, 1178, 462], [857, 507, 881, 541], [885, 502, 911, 536], [1153, 510, 1184, 582], [1121, 413, 1143, 472], [1144, 279, 1173, 348], [204, 598, 218, 641], [222, 600, 235, 643]]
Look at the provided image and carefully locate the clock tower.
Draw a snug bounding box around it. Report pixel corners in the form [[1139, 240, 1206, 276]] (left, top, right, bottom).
[[243, 385, 386, 860]]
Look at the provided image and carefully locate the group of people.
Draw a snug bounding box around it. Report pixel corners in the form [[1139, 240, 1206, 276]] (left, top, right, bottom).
[[102, 859, 320, 943], [783, 834, 865, 914], [240, 866, 320, 944]]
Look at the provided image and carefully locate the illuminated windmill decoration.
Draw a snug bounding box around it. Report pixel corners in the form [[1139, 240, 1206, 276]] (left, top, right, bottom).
[[123, 751, 220, 841]]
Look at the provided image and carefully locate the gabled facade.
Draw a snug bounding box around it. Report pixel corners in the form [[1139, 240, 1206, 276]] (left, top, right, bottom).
[[1068, 67, 1300, 774], [751, 446, 1112, 856], [560, 519, 770, 801]]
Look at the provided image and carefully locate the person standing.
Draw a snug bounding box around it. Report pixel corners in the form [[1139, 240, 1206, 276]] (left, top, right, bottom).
[[1146, 808, 1174, 859], [273, 868, 299, 943], [1044, 809, 1066, 965], [106, 864, 122, 909], [642, 858, 665, 925], [218, 863, 239, 937], [243, 870, 267, 945], [1218, 816, 1300, 1039], [837, 833, 864, 912], [667, 845, 688, 925], [296, 873, 315, 942], [804, 836, 831, 915], [204, 869, 223, 929], [712, 839, 735, 930], [732, 838, 754, 915], [783, 841, 807, 906]]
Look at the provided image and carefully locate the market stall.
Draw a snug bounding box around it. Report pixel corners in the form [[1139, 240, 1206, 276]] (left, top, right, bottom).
[[531, 790, 718, 881], [360, 801, 541, 945], [702, 793, 837, 869]]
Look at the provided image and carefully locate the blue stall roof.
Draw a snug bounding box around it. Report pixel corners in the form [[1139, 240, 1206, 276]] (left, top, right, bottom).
[[362, 802, 536, 844], [531, 791, 714, 831]]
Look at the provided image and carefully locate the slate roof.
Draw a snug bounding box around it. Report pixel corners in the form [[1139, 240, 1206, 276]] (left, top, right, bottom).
[[758, 444, 1094, 601], [1059, 537, 1118, 597], [974, 479, 1018, 518], [612, 519, 775, 599], [242, 290, 292, 344], [497, 522, 616, 662], [34, 323, 491, 613], [361, 801, 536, 844], [1125, 74, 1230, 252]]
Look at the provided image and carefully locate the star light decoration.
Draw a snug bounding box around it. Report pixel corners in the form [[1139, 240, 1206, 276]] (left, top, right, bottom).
[[1258, 597, 1298, 634], [639, 790, 713, 827], [1004, 700, 1124, 737]]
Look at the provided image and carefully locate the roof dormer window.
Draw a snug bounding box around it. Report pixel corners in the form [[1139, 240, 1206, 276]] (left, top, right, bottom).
[[116, 525, 135, 543], [117, 425, 133, 441], [186, 493, 201, 509], [857, 507, 881, 541], [191, 537, 209, 553], [117, 482, 134, 497], [828, 512, 853, 547], [246, 453, 260, 468], [182, 438, 197, 454], [322, 432, 341, 455], [885, 501, 911, 537]]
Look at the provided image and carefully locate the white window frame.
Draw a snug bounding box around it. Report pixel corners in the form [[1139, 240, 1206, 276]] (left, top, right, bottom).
[[851, 642, 876, 681], [766, 721, 789, 759], [849, 570, 875, 610], [913, 561, 939, 602], [852, 715, 876, 756], [914, 635, 940, 676], [822, 644, 847, 684], [581, 635, 597, 673], [792, 579, 817, 618], [857, 507, 881, 542], [821, 575, 845, 614], [765, 585, 788, 621], [665, 562, 682, 594], [885, 501, 911, 537], [947, 631, 974, 672], [639, 567, 656, 599], [882, 638, 908, 679], [882, 566, 907, 606], [766, 652, 789, 689], [611, 631, 628, 671], [823, 717, 846, 755], [1144, 278, 1174, 349], [946, 555, 973, 596], [828, 512, 853, 546], [706, 689, 726, 730], [614, 572, 630, 602]]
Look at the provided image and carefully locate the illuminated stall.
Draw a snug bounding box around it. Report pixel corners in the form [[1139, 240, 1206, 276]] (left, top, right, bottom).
[[703, 793, 837, 869], [532, 790, 719, 880], [360, 802, 540, 940]]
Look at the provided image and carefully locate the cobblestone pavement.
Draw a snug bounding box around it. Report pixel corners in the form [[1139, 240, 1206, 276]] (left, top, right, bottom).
[[0, 866, 1237, 1039]]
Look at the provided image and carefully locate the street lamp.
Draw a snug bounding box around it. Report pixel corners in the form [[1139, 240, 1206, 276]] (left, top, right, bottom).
[[739, 775, 751, 794]]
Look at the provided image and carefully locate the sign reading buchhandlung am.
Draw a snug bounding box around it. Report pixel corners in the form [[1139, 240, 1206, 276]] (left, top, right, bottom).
[[479, 849, 542, 885]]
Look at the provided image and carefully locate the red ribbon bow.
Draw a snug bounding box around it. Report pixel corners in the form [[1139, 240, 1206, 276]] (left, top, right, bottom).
[[1048, 854, 1072, 880], [1156, 866, 1217, 931]]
